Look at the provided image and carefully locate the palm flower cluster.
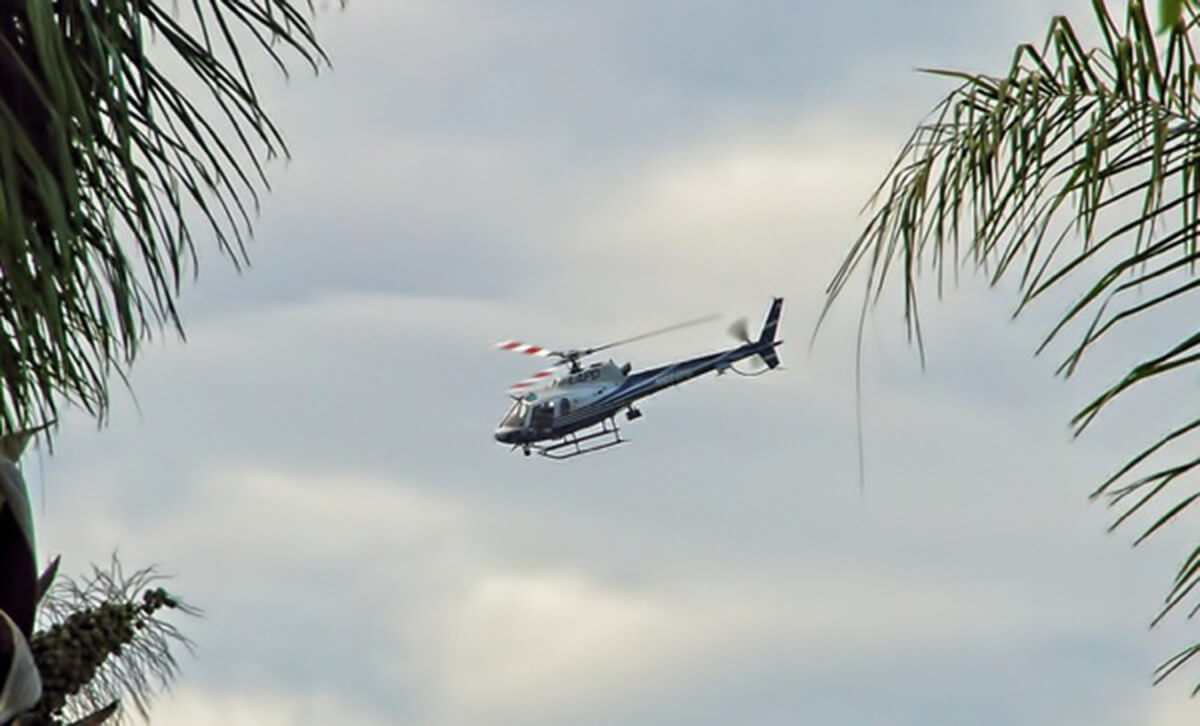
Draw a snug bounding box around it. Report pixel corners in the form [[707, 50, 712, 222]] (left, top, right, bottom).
[[25, 566, 196, 726]]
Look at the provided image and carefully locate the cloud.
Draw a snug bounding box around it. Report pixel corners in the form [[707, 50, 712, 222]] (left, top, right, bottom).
[[573, 115, 896, 270], [416, 570, 690, 724], [148, 685, 389, 726], [1141, 683, 1200, 726]]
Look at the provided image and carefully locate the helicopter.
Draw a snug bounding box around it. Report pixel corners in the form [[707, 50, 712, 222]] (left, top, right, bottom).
[[493, 297, 783, 459]]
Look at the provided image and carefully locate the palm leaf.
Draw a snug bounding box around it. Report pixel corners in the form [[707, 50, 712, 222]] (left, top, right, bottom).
[[0, 1, 333, 437], [821, 0, 1200, 688]]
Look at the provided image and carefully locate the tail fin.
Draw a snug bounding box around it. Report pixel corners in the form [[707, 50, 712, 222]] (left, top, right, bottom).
[[757, 297, 783, 369]]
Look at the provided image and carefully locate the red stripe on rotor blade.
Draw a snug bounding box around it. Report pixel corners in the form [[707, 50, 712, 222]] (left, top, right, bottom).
[[497, 341, 521, 350]]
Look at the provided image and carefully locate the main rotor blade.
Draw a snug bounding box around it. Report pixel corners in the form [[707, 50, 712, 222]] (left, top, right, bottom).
[[508, 368, 557, 393], [581, 313, 719, 357], [494, 340, 554, 357]]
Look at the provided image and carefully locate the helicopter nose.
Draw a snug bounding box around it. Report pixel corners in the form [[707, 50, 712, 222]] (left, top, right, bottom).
[[494, 428, 517, 444]]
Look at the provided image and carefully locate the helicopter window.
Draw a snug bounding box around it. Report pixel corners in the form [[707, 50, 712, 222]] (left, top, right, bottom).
[[530, 402, 554, 429], [500, 401, 529, 428], [557, 398, 571, 417]]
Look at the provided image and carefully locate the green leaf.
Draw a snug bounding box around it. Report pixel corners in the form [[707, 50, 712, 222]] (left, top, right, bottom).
[[1160, 0, 1184, 31]]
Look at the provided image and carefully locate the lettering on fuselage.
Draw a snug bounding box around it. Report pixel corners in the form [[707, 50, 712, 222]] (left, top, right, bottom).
[[560, 368, 603, 386]]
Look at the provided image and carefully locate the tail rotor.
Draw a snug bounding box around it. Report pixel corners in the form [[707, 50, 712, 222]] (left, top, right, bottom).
[[725, 298, 785, 375]]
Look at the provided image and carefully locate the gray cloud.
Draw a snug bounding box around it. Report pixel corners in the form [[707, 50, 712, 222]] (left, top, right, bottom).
[[178, 0, 1089, 318]]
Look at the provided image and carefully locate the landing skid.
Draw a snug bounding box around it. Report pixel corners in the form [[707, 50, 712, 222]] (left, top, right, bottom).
[[537, 418, 626, 460]]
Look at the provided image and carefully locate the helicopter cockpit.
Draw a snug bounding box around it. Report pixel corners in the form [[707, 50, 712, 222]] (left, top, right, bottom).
[[495, 396, 576, 444]]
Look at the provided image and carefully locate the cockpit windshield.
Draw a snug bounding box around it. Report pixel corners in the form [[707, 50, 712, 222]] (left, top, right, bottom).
[[500, 401, 529, 428]]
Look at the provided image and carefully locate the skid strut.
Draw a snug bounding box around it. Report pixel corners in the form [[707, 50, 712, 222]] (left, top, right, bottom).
[[537, 418, 627, 460]]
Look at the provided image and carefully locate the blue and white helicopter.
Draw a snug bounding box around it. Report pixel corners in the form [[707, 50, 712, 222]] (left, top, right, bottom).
[[493, 298, 783, 458]]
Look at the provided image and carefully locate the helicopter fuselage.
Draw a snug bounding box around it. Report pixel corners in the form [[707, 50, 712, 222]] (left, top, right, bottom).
[[493, 297, 784, 458], [493, 338, 780, 448]]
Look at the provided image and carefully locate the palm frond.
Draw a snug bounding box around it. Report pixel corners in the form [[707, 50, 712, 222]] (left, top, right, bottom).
[[0, 1, 333, 436], [821, 0, 1200, 687]]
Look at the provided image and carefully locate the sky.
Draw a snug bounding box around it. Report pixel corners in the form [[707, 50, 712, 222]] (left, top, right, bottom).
[[17, 1, 1200, 724]]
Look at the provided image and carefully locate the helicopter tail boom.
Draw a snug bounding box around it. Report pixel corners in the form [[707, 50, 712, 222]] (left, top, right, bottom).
[[756, 297, 784, 369]]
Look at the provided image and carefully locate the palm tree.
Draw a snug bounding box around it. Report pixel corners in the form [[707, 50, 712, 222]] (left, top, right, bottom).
[[0, 2, 331, 722], [822, 0, 1200, 693]]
